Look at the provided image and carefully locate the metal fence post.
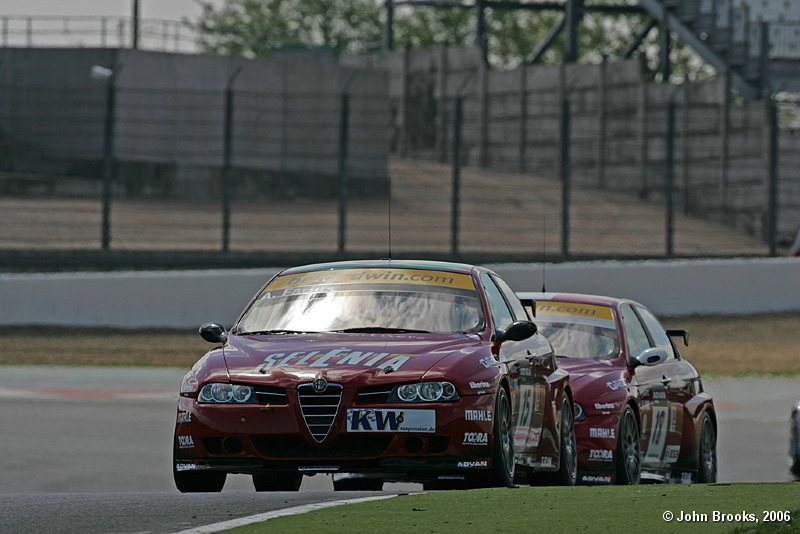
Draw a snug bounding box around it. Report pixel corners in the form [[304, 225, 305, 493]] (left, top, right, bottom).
[[519, 65, 527, 173], [767, 95, 778, 257], [666, 97, 676, 257], [100, 71, 118, 250], [222, 67, 241, 252], [399, 42, 410, 158], [638, 54, 649, 198], [720, 70, 731, 221], [384, 0, 394, 51], [438, 42, 449, 163], [452, 95, 463, 256], [338, 91, 350, 255], [597, 55, 607, 188], [681, 79, 690, 213], [560, 64, 571, 257]]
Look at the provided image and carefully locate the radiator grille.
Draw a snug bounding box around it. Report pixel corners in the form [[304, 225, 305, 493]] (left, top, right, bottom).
[[298, 383, 343, 442]]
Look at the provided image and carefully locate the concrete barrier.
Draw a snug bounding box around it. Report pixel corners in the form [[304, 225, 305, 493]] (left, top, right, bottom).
[[1, 258, 797, 328]]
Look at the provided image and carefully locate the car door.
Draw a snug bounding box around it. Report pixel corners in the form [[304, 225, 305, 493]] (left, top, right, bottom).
[[480, 273, 547, 457], [620, 304, 671, 471], [634, 305, 688, 470]]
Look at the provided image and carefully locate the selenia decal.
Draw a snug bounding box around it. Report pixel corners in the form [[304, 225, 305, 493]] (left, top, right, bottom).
[[255, 347, 417, 373]]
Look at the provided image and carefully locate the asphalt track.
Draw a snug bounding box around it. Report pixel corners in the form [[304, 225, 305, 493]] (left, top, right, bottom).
[[0, 367, 797, 533]]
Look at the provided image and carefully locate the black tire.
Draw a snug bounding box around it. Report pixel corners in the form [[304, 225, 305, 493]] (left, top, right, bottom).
[[615, 405, 641, 485], [697, 411, 717, 483], [253, 472, 302, 491], [332, 477, 384, 491], [480, 387, 515, 487], [174, 469, 226, 493], [551, 397, 578, 486]]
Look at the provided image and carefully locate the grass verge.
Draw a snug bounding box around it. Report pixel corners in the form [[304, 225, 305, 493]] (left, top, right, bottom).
[[222, 483, 799, 534]]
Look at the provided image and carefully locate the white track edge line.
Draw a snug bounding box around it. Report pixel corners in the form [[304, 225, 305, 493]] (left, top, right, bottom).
[[171, 494, 400, 534]]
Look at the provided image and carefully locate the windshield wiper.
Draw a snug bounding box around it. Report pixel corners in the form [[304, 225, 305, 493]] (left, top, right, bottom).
[[237, 329, 318, 336], [334, 327, 430, 334]]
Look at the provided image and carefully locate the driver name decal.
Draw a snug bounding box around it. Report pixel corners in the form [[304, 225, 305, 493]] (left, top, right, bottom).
[[255, 347, 416, 373]]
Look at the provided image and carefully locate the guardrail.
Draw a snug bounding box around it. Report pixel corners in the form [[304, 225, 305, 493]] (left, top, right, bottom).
[[1, 258, 797, 328]]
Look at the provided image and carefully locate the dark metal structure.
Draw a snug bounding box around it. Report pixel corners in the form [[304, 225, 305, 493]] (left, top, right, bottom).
[[382, 0, 800, 97]]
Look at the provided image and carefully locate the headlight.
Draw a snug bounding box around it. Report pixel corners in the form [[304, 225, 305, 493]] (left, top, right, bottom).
[[389, 381, 459, 403], [198, 383, 255, 404], [574, 402, 586, 421]]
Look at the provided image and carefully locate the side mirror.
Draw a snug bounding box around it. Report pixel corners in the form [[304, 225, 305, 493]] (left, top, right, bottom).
[[199, 322, 228, 344], [496, 320, 538, 344], [631, 347, 669, 368]]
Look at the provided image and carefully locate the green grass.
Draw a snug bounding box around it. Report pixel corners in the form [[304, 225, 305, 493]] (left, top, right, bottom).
[[223, 484, 799, 534]]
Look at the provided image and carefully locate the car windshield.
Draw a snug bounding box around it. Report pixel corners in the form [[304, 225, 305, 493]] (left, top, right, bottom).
[[236, 267, 485, 335], [534, 301, 620, 360]]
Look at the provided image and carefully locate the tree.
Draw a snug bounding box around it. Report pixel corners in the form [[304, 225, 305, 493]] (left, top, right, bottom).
[[188, 0, 713, 80], [188, 0, 383, 57]]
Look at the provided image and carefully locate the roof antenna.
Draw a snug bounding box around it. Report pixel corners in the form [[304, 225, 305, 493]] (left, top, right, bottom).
[[541, 216, 546, 293]]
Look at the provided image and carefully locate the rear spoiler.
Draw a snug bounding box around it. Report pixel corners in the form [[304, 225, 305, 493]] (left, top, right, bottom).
[[518, 297, 535, 317], [666, 329, 689, 346]]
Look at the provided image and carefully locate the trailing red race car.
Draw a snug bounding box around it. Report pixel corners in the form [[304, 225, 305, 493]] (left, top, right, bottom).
[[173, 260, 575, 492], [517, 292, 717, 485]]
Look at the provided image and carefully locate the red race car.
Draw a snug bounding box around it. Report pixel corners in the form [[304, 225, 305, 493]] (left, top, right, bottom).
[[518, 292, 717, 485], [174, 260, 575, 492]]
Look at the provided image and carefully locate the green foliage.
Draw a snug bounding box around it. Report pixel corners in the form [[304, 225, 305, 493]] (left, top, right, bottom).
[[188, 0, 383, 56], [188, 0, 714, 78]]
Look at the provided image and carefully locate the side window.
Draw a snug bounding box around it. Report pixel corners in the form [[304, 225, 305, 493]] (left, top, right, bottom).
[[491, 274, 529, 321], [620, 304, 651, 358], [480, 273, 514, 332], [634, 305, 676, 360]]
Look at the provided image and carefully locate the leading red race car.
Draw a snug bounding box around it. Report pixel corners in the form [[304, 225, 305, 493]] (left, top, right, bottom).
[[518, 292, 717, 485], [174, 260, 575, 492]]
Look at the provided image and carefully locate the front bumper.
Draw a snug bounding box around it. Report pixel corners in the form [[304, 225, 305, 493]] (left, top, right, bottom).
[[174, 390, 497, 480]]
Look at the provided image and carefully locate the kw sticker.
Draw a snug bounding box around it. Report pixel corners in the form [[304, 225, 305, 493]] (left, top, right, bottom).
[[346, 409, 435, 433]]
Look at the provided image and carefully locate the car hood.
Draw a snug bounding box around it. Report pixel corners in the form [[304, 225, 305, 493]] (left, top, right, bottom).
[[222, 333, 485, 388], [557, 357, 630, 406]]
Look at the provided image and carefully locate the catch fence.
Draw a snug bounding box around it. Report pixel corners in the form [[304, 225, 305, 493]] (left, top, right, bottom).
[[0, 48, 796, 270]]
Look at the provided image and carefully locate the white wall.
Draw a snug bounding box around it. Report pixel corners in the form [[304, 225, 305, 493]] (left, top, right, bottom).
[[1, 258, 797, 328]]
